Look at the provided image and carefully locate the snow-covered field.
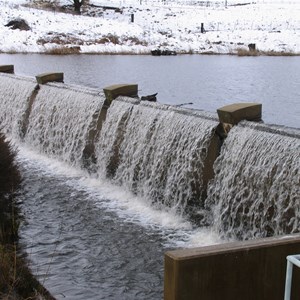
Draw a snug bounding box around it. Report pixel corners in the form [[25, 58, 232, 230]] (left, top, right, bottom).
[[0, 0, 299, 54]]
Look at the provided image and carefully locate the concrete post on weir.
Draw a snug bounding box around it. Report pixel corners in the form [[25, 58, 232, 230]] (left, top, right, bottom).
[[217, 102, 262, 125], [103, 84, 138, 105], [0, 65, 14, 74], [35, 72, 64, 84], [215, 102, 262, 139]]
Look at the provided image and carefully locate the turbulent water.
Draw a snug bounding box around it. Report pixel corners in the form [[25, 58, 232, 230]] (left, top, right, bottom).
[[206, 122, 300, 240], [24, 83, 104, 168], [16, 146, 220, 300], [96, 99, 218, 217], [0, 74, 37, 138]]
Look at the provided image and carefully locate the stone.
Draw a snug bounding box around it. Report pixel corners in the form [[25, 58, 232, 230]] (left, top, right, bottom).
[[217, 103, 262, 125], [5, 18, 30, 31]]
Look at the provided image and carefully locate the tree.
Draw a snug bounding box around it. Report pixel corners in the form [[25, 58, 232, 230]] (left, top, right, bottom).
[[67, 0, 90, 14], [73, 0, 85, 14]]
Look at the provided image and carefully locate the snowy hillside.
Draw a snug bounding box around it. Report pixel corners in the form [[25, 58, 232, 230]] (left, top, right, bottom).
[[0, 0, 299, 54]]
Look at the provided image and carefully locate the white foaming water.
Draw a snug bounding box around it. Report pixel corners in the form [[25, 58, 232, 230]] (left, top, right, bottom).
[[0, 74, 37, 138], [17, 144, 221, 248], [24, 83, 104, 167], [96, 99, 219, 217], [206, 122, 300, 240]]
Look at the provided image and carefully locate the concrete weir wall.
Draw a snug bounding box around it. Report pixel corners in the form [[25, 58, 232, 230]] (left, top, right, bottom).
[[165, 235, 300, 300]]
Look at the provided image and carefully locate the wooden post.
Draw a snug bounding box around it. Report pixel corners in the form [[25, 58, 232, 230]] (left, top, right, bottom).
[[248, 43, 256, 52], [201, 23, 205, 33]]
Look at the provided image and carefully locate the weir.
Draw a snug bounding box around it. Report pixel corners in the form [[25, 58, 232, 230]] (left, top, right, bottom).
[[0, 68, 299, 299], [206, 122, 300, 240], [95, 98, 219, 217]]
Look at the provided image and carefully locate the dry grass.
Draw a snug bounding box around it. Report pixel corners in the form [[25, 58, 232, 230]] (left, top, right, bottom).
[[261, 50, 298, 56], [45, 46, 81, 55], [235, 47, 299, 57], [84, 50, 149, 55], [236, 48, 260, 56]]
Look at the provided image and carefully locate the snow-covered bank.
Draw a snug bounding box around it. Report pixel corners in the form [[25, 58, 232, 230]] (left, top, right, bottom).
[[0, 0, 300, 55]]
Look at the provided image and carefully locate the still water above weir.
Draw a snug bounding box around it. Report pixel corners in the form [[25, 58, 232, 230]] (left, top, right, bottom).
[[0, 54, 299, 300], [1, 53, 300, 128]]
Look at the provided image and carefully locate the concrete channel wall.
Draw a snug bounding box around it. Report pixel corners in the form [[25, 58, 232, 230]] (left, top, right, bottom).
[[164, 235, 300, 300]]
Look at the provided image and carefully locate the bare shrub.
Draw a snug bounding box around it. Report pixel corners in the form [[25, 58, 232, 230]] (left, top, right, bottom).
[[24, 0, 62, 12], [92, 34, 120, 45], [37, 33, 84, 46], [122, 36, 148, 46], [45, 46, 81, 55]]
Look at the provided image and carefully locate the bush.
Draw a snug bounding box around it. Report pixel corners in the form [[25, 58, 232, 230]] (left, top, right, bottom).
[[45, 46, 81, 55]]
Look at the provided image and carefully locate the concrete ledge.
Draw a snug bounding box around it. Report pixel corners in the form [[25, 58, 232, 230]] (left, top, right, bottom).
[[0, 65, 14, 74], [217, 102, 262, 125], [165, 235, 300, 300], [103, 84, 138, 104], [35, 72, 64, 84]]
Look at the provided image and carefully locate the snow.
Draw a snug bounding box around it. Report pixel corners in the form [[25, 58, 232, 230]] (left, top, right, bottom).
[[0, 0, 299, 54]]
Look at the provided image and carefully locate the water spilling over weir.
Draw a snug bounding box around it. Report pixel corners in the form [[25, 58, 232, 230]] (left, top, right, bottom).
[[0, 71, 299, 241], [96, 99, 218, 217], [206, 122, 300, 240]]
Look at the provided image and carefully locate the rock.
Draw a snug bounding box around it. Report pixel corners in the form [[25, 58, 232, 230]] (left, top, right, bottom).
[[151, 49, 177, 56], [5, 18, 30, 31], [141, 93, 157, 102]]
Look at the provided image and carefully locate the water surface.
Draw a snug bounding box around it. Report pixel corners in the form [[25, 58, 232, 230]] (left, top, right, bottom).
[[1, 54, 299, 128]]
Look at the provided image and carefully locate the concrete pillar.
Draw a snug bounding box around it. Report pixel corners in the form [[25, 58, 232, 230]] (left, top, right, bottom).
[[35, 72, 64, 84], [103, 84, 138, 105], [20, 85, 40, 139], [0, 65, 14, 74], [217, 102, 262, 125], [202, 132, 222, 199], [83, 85, 138, 171], [82, 99, 113, 170]]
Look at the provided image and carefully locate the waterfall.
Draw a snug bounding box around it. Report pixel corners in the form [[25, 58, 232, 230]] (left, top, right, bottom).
[[206, 122, 300, 240], [95, 98, 219, 217], [0, 74, 37, 139], [2, 73, 299, 237], [24, 83, 104, 168]]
